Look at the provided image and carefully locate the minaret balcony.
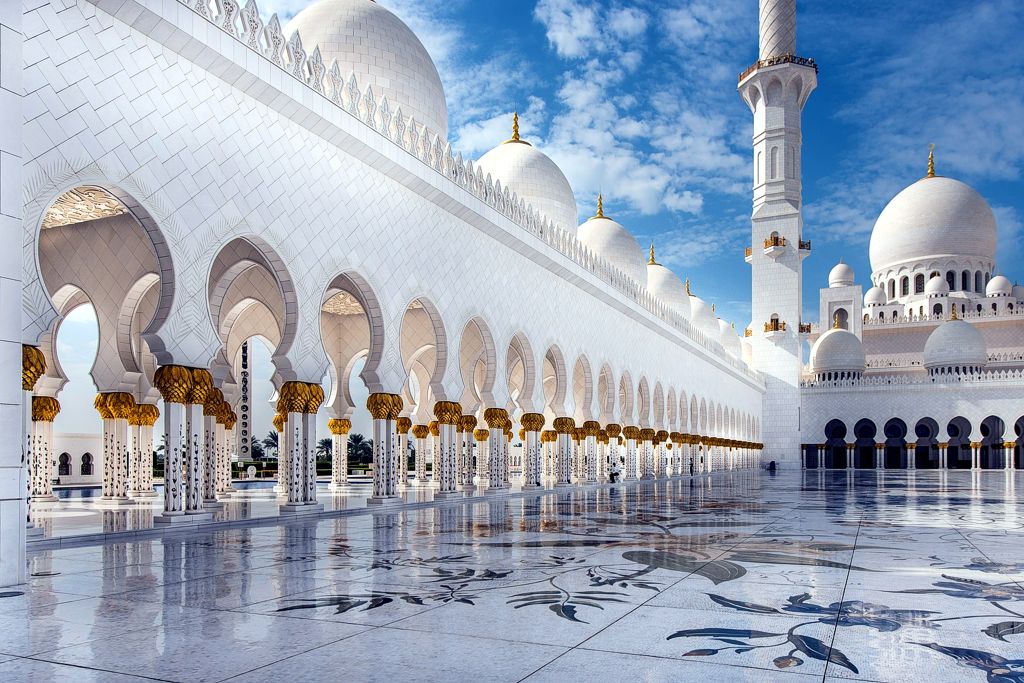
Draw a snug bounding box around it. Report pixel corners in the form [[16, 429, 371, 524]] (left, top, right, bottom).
[[744, 246, 753, 264], [763, 319, 787, 339], [798, 239, 811, 260], [763, 236, 786, 259]]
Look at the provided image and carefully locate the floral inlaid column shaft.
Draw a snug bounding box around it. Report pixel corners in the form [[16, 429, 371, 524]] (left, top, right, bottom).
[[553, 417, 575, 487], [130, 403, 159, 497], [485, 408, 509, 491], [328, 417, 351, 489], [583, 421, 599, 483], [30, 396, 59, 501], [521, 413, 544, 489], [184, 369, 212, 514], [622, 426, 639, 481], [397, 417, 412, 488], [459, 415, 477, 489], [367, 393, 402, 503], [154, 365, 193, 516], [412, 424, 429, 485], [434, 401, 461, 498]]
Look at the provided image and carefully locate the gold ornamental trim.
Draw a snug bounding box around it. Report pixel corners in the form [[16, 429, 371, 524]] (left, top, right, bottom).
[[552, 416, 575, 434], [429, 421, 439, 437], [412, 424, 429, 439], [22, 345, 46, 391], [133, 403, 160, 427], [460, 415, 478, 432], [185, 368, 213, 405], [306, 384, 325, 414], [366, 393, 402, 420], [520, 412, 545, 432], [484, 407, 508, 428], [31, 396, 60, 422], [204, 388, 224, 417], [605, 423, 622, 438], [397, 416, 412, 433], [434, 401, 462, 425], [278, 381, 311, 414], [473, 428, 490, 442], [272, 413, 285, 432], [328, 418, 352, 435], [622, 426, 640, 440], [153, 365, 193, 404]]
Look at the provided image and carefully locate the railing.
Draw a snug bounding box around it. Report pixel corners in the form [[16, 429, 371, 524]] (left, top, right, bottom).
[[764, 236, 786, 249], [863, 307, 1024, 327], [802, 367, 1024, 389], [743, 328, 752, 338], [739, 54, 819, 82], [744, 246, 752, 258], [764, 319, 787, 333], [799, 239, 811, 251], [798, 322, 811, 334], [167, 0, 762, 383]]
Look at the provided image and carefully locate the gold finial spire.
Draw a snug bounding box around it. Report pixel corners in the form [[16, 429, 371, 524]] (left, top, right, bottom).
[[593, 193, 605, 219], [833, 312, 840, 329], [926, 143, 936, 178], [950, 303, 958, 321], [511, 111, 520, 142], [685, 278, 692, 296], [711, 303, 716, 314], [648, 243, 658, 265]]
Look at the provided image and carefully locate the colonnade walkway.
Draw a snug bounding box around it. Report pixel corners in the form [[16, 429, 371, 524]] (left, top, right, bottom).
[[5, 468, 1024, 681]]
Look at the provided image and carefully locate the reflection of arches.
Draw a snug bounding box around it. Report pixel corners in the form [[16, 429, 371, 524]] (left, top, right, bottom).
[[81, 453, 94, 476], [914, 417, 940, 469], [58, 452, 71, 476], [979, 416, 1005, 469], [824, 419, 848, 468], [1015, 416, 1024, 469], [882, 418, 907, 468], [946, 417, 972, 469]]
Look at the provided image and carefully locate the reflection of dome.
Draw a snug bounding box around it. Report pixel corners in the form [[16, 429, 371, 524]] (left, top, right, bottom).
[[287, 0, 448, 139], [829, 261, 855, 288], [577, 197, 647, 286], [925, 275, 949, 296], [869, 173, 997, 274], [646, 246, 690, 318], [924, 318, 987, 371], [864, 286, 886, 306], [477, 116, 578, 231], [689, 296, 718, 336], [986, 275, 1012, 296], [810, 328, 866, 376]]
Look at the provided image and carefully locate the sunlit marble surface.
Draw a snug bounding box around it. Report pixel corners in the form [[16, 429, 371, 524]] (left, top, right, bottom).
[[5, 470, 1023, 682]]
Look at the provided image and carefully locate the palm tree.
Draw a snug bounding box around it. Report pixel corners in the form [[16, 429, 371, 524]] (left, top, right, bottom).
[[347, 433, 373, 465], [249, 436, 265, 459], [262, 430, 279, 459], [316, 437, 332, 459]]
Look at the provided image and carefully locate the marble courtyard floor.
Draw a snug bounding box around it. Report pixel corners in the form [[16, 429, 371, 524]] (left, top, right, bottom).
[[3, 470, 1023, 682]]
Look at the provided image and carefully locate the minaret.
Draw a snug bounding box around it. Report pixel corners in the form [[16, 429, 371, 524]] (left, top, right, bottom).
[[738, 0, 817, 465]]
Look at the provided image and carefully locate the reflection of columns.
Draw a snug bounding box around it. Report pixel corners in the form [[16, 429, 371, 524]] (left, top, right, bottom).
[[655, 430, 668, 477], [397, 417, 411, 488], [521, 413, 544, 489], [328, 418, 351, 490], [434, 401, 461, 498], [622, 426, 639, 481], [846, 444, 855, 471], [670, 433, 682, 476], [184, 370, 212, 515], [459, 415, 477, 489], [938, 442, 948, 470], [428, 421, 439, 485], [153, 366, 192, 520], [367, 393, 403, 504], [606, 425, 621, 479], [485, 408, 509, 492], [970, 442, 981, 471], [875, 443, 884, 470], [272, 413, 285, 493], [906, 443, 916, 470], [553, 417, 575, 487], [412, 424, 429, 485], [473, 428, 489, 485], [640, 429, 655, 479], [30, 397, 59, 501], [131, 404, 159, 497], [1005, 442, 1016, 471]]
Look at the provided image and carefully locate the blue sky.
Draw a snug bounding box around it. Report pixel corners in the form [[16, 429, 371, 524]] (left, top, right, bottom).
[[55, 0, 1024, 437]]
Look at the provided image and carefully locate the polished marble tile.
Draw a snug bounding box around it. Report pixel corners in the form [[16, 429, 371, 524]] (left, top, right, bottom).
[[0, 658, 157, 682]]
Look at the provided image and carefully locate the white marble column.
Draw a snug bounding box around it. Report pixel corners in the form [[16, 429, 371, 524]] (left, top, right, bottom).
[[459, 415, 477, 490], [130, 404, 159, 497], [328, 418, 351, 490], [29, 397, 59, 501], [485, 408, 509, 492], [428, 421, 440, 487], [623, 427, 639, 481], [472, 428, 488, 486], [553, 418, 575, 487], [640, 429, 655, 479], [412, 424, 429, 486], [582, 421, 599, 483], [367, 393, 402, 505], [1006, 442, 1016, 471], [183, 371, 212, 516], [202, 402, 221, 508], [907, 444, 916, 471], [272, 413, 285, 494], [971, 442, 981, 471], [154, 366, 193, 523], [434, 402, 462, 499], [939, 443, 948, 470], [521, 413, 544, 489], [396, 417, 411, 488]]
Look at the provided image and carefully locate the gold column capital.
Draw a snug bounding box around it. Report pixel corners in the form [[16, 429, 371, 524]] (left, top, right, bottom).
[[22, 345, 46, 391], [328, 418, 352, 435], [185, 368, 213, 405], [278, 381, 311, 414], [552, 416, 575, 434], [473, 428, 489, 442], [272, 413, 285, 433], [429, 421, 439, 437], [412, 424, 429, 439], [622, 426, 640, 440], [521, 412, 545, 432], [640, 428, 656, 442], [397, 416, 412, 433], [366, 393, 402, 420], [153, 365, 193, 404], [582, 420, 600, 437], [605, 423, 622, 438], [31, 396, 60, 422], [484, 407, 509, 428], [460, 415, 478, 432], [434, 401, 462, 425]]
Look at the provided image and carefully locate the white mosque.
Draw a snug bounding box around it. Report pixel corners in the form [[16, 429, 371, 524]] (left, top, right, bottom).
[[0, 0, 1021, 589]]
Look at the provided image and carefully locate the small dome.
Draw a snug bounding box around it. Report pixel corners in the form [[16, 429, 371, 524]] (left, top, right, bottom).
[[646, 247, 690, 319], [476, 116, 578, 231], [689, 296, 718, 336], [923, 318, 987, 370], [577, 197, 647, 287], [1012, 283, 1024, 301], [986, 275, 1012, 296], [925, 275, 949, 296], [828, 261, 855, 288], [809, 328, 866, 375], [717, 319, 742, 356], [864, 286, 887, 306], [869, 173, 997, 274], [287, 0, 448, 139]]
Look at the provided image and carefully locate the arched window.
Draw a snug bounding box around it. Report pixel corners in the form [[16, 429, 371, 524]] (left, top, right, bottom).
[[900, 277, 909, 297], [961, 270, 970, 290], [891, 310, 898, 320], [835, 308, 849, 329], [914, 274, 925, 294], [975, 271, 983, 292], [770, 147, 778, 179], [81, 453, 93, 476], [888, 279, 895, 299], [945, 271, 955, 291], [977, 304, 983, 313], [756, 151, 762, 185], [933, 303, 943, 317], [58, 453, 71, 476]]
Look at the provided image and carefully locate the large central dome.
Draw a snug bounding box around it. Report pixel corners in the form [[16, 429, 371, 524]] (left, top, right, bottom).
[[868, 175, 996, 274], [287, 0, 448, 140]]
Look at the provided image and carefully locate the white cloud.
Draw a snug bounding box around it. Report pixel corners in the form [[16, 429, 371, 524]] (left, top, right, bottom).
[[533, 0, 602, 58]]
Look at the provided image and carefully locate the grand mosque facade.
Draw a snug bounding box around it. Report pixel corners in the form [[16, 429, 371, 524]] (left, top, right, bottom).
[[0, 0, 1020, 587]]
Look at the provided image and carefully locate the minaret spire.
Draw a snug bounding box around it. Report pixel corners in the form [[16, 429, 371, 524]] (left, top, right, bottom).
[[648, 243, 658, 265], [926, 144, 936, 178], [593, 194, 605, 219]]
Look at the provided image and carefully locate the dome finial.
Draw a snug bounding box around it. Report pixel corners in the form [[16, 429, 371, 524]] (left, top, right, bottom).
[[685, 277, 692, 296], [926, 143, 936, 178], [648, 243, 658, 265], [711, 303, 716, 314], [511, 111, 520, 142], [593, 193, 605, 219]]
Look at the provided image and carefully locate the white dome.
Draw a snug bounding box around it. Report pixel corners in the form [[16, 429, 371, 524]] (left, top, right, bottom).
[[986, 275, 1012, 296], [864, 286, 886, 306], [925, 275, 949, 296], [689, 296, 718, 336], [287, 0, 448, 139], [828, 261, 855, 288], [923, 319, 987, 370], [869, 175, 997, 274], [1013, 284, 1024, 300], [477, 127, 577, 231], [717, 319, 742, 356], [646, 254, 690, 319], [577, 201, 647, 287], [809, 328, 866, 375]]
